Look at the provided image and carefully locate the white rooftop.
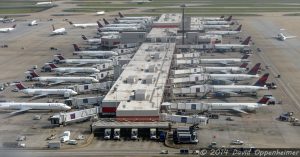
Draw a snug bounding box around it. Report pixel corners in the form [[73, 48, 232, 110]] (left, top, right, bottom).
[[147, 28, 178, 39], [155, 13, 182, 24]]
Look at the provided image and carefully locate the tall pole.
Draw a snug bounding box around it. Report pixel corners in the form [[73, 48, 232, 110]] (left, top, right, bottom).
[[181, 4, 185, 45]]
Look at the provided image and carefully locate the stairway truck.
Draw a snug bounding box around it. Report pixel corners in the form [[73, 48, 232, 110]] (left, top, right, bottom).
[[104, 129, 112, 140], [113, 128, 120, 140], [131, 128, 138, 140], [150, 128, 157, 140]]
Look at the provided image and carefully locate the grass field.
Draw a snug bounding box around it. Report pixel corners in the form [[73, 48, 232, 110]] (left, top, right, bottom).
[[63, 7, 134, 13], [0, 7, 50, 14], [0, 1, 53, 14]]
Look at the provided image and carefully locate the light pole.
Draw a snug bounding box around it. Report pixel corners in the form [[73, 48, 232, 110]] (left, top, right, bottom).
[[181, 4, 186, 45]]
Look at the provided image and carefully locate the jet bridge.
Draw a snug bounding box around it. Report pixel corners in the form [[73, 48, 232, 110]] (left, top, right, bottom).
[[171, 74, 210, 84], [173, 84, 211, 95]]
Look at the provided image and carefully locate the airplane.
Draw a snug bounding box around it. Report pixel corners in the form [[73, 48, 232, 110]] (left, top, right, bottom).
[[35, 1, 52, 5], [175, 55, 250, 66], [202, 22, 234, 29], [118, 12, 152, 20], [96, 11, 105, 15], [103, 18, 144, 28], [206, 25, 242, 35], [189, 73, 269, 96], [201, 16, 232, 25], [13, 82, 77, 99], [114, 18, 149, 25], [81, 35, 101, 44], [72, 44, 118, 58], [47, 63, 100, 75], [55, 54, 112, 66], [27, 70, 99, 85], [0, 102, 70, 115], [205, 96, 271, 114], [97, 29, 119, 36], [201, 15, 225, 21], [97, 21, 139, 31], [167, 96, 270, 114], [276, 33, 296, 41], [214, 36, 251, 51], [51, 25, 66, 35], [0, 24, 16, 33], [28, 20, 38, 26], [68, 21, 98, 28]]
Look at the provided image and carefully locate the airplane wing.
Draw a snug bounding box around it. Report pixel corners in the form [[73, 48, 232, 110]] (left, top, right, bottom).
[[232, 108, 248, 114], [48, 81, 65, 86], [9, 107, 32, 115], [32, 94, 49, 99], [286, 36, 296, 39]]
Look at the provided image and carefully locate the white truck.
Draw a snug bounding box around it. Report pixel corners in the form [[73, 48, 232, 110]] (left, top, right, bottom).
[[60, 131, 70, 143]]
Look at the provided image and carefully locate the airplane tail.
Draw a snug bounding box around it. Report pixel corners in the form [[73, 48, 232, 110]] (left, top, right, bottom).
[[48, 63, 58, 69], [103, 18, 109, 25], [257, 96, 270, 104], [29, 70, 40, 78], [97, 21, 103, 28], [247, 63, 261, 75], [51, 25, 55, 31], [235, 25, 242, 31], [55, 54, 65, 60], [81, 35, 88, 40], [240, 63, 248, 68], [253, 73, 269, 87], [68, 21, 73, 25], [241, 54, 250, 60], [15, 82, 27, 90], [226, 15, 232, 21], [241, 36, 251, 45], [97, 28, 102, 33], [118, 12, 124, 18], [12, 24, 17, 28], [72, 44, 81, 51]]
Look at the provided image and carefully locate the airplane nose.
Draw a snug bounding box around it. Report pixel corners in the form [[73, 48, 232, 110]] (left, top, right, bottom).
[[72, 91, 78, 95], [96, 69, 100, 73], [93, 79, 99, 83], [65, 105, 71, 110]]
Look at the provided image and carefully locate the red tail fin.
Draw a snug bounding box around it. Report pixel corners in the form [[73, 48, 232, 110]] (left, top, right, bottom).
[[247, 63, 261, 75], [235, 25, 242, 31], [52, 25, 55, 31], [241, 36, 251, 45], [48, 63, 58, 69], [103, 18, 109, 25], [253, 73, 269, 87], [12, 24, 16, 28], [15, 82, 26, 90], [55, 54, 65, 60], [72, 44, 81, 51], [241, 54, 250, 59], [97, 21, 103, 28], [81, 35, 88, 40], [239, 63, 248, 68], [29, 70, 39, 78], [119, 12, 124, 18], [257, 96, 270, 104], [226, 15, 232, 21]]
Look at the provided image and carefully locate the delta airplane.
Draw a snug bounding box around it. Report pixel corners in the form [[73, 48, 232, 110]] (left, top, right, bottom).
[[28, 20, 38, 26], [68, 21, 98, 28], [97, 29, 119, 36], [0, 102, 70, 115], [214, 36, 251, 51], [13, 82, 77, 99], [81, 35, 101, 44], [96, 11, 105, 15], [97, 21, 139, 32], [176, 55, 250, 66], [202, 22, 234, 29], [201, 15, 225, 21], [114, 18, 149, 25], [103, 18, 144, 28], [0, 25, 16, 33], [27, 70, 99, 85], [47, 63, 100, 75], [55, 54, 112, 66], [276, 33, 296, 41], [190, 73, 269, 96], [173, 63, 260, 84], [51, 25, 66, 35], [206, 25, 242, 35], [72, 44, 118, 58], [202, 16, 232, 25], [35, 1, 52, 5]]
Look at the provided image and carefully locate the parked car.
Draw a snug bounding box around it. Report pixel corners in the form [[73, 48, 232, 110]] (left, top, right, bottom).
[[231, 139, 244, 145]]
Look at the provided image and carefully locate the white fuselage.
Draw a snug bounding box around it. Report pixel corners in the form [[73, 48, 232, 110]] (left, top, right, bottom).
[[117, 19, 148, 24], [72, 23, 98, 28], [176, 59, 248, 65], [174, 67, 246, 76], [32, 76, 99, 84], [211, 85, 268, 93], [20, 88, 77, 96], [120, 17, 152, 20], [207, 102, 265, 112], [0, 102, 70, 111], [74, 51, 118, 58], [214, 44, 249, 50], [53, 67, 100, 74], [52, 28, 66, 35], [194, 73, 258, 81], [203, 24, 231, 29], [202, 21, 230, 25], [85, 38, 101, 43], [105, 24, 143, 28], [100, 26, 138, 32], [36, 2, 52, 5], [63, 58, 112, 65], [29, 20, 38, 26], [201, 17, 225, 21], [206, 30, 240, 35], [0, 27, 15, 33], [98, 31, 119, 36]]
